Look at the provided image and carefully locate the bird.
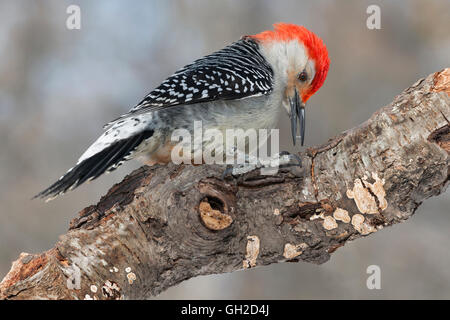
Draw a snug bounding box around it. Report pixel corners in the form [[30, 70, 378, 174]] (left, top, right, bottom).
[[35, 23, 330, 201]]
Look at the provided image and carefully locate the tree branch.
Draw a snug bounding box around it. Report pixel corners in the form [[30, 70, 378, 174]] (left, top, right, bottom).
[[1, 69, 449, 300]]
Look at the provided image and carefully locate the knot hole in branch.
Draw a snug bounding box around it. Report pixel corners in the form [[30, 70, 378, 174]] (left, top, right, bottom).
[[197, 179, 237, 231]]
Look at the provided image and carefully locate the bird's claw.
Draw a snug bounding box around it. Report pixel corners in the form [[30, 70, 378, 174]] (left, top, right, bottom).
[[221, 151, 302, 178], [278, 151, 302, 168]]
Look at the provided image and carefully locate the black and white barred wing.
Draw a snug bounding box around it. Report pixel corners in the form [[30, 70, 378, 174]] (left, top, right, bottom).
[[110, 38, 274, 122], [35, 125, 155, 200]]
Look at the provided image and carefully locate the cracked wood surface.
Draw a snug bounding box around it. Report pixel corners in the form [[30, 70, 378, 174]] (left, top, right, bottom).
[[0, 69, 449, 300]]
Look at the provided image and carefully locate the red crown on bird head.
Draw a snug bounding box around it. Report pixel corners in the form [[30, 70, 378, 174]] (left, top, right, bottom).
[[250, 23, 330, 102]]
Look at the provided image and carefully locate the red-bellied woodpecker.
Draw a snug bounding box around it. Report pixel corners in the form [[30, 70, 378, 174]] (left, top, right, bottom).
[[36, 23, 330, 200]]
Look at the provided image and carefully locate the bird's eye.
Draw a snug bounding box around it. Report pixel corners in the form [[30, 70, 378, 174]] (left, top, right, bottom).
[[298, 71, 308, 82]]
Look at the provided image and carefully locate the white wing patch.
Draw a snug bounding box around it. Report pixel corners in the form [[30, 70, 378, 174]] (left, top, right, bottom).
[[77, 114, 153, 164]]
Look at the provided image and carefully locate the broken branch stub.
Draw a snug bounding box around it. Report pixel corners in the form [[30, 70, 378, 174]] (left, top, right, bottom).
[[0, 69, 449, 300]]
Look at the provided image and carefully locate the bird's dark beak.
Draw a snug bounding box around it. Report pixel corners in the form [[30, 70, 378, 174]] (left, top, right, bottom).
[[289, 88, 306, 146]]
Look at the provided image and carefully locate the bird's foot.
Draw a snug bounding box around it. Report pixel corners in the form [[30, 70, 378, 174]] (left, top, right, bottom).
[[277, 151, 302, 167], [221, 151, 302, 178]]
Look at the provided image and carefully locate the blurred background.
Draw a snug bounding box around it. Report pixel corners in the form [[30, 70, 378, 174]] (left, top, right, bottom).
[[0, 0, 449, 299]]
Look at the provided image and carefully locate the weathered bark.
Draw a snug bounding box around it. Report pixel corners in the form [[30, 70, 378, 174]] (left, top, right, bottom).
[[1, 69, 449, 300]]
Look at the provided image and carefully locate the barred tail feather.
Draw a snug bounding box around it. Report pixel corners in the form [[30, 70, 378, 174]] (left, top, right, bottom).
[[34, 129, 154, 201]]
